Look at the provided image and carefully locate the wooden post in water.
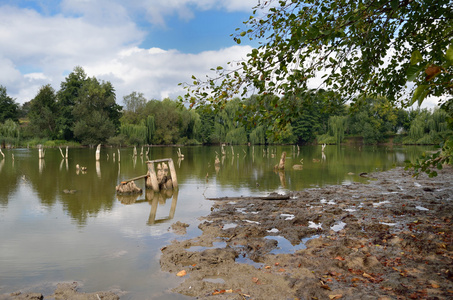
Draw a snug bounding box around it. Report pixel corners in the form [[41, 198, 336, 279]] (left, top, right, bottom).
[[167, 158, 178, 189], [147, 161, 159, 191], [95, 144, 101, 161], [38, 146, 45, 159]]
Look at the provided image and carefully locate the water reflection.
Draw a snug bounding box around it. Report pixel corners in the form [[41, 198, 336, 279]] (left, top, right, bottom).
[[117, 189, 179, 226]]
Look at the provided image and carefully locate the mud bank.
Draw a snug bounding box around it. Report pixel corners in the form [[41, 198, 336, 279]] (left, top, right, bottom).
[[161, 167, 453, 299], [0, 282, 121, 300]]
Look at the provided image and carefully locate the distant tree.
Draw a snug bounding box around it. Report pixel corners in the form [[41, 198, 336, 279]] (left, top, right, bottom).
[[28, 84, 59, 139], [0, 85, 19, 123], [72, 77, 122, 145], [123, 91, 147, 114], [57, 66, 87, 140], [19, 101, 31, 119]]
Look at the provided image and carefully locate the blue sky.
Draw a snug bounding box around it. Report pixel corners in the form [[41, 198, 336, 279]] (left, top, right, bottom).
[[0, 0, 257, 104]]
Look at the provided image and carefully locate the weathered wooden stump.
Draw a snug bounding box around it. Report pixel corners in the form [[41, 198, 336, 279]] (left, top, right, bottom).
[[116, 181, 143, 195], [146, 158, 178, 192]]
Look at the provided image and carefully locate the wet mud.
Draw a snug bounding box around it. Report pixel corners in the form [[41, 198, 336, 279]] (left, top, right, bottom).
[[160, 167, 453, 299], [0, 282, 121, 300]]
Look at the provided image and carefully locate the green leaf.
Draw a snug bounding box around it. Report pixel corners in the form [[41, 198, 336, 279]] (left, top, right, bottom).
[[410, 84, 429, 106], [446, 44, 453, 64], [240, 31, 246, 37], [410, 50, 423, 65], [406, 64, 424, 81], [391, 0, 399, 10]]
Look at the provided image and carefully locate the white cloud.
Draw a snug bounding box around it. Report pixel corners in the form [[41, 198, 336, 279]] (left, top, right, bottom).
[[0, 2, 256, 105], [86, 45, 253, 103]]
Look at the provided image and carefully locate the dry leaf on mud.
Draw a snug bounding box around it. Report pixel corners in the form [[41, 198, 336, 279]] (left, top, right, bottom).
[[252, 277, 260, 283], [212, 289, 233, 295], [329, 295, 342, 299], [334, 256, 345, 261], [176, 270, 187, 277], [431, 283, 440, 288]]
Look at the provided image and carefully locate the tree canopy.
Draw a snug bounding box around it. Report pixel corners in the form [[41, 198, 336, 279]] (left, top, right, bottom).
[[0, 85, 19, 123], [185, 0, 452, 111]]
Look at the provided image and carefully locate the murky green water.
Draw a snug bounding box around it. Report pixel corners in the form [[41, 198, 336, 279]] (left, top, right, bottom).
[[0, 145, 435, 299]]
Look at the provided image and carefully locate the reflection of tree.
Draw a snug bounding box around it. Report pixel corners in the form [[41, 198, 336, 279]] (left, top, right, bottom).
[[116, 189, 179, 226], [22, 148, 119, 226], [0, 154, 19, 207]]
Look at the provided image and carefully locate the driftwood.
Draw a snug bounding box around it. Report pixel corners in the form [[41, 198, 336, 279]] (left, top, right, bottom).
[[207, 194, 290, 201]]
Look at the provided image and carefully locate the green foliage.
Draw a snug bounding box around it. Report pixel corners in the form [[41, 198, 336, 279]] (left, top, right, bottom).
[[225, 127, 248, 145], [0, 86, 19, 123], [184, 0, 452, 133], [28, 84, 59, 139], [348, 97, 398, 144], [0, 119, 20, 146], [328, 115, 348, 145], [403, 108, 450, 145], [71, 75, 122, 145], [57, 66, 87, 140], [146, 115, 155, 144], [73, 111, 116, 145], [316, 134, 337, 145], [107, 134, 128, 147], [249, 125, 266, 145], [120, 123, 148, 145]]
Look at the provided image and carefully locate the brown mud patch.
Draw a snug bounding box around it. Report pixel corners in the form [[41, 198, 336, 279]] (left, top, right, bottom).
[[161, 167, 453, 299]]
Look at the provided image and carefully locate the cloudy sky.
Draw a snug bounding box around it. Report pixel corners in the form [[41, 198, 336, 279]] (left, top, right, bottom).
[[0, 0, 439, 108], [0, 0, 257, 105]]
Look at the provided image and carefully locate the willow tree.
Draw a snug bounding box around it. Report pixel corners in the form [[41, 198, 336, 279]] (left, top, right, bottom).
[[185, 0, 452, 173], [329, 115, 348, 145]]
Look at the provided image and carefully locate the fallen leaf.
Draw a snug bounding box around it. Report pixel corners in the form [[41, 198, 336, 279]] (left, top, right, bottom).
[[329, 294, 342, 299], [334, 256, 345, 261], [176, 270, 187, 277], [278, 268, 285, 272], [252, 277, 259, 283], [362, 272, 373, 279], [265, 265, 271, 269], [431, 283, 440, 288]]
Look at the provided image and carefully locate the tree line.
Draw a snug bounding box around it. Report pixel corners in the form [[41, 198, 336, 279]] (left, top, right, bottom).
[[0, 66, 450, 148]]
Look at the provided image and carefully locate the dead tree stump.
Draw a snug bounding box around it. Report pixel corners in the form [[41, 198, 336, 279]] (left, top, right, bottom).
[[116, 181, 143, 195]]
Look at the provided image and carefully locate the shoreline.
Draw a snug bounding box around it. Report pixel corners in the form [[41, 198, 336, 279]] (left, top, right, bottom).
[[161, 166, 453, 299]]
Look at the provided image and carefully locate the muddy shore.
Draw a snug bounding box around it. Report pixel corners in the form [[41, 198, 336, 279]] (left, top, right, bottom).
[[161, 167, 453, 299]]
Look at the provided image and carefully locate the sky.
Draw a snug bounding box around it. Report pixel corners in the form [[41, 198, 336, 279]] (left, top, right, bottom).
[[0, 0, 439, 109], [0, 0, 257, 105]]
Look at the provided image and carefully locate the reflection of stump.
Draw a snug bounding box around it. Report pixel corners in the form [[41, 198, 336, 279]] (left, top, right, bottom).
[[116, 181, 143, 195], [275, 151, 286, 170]]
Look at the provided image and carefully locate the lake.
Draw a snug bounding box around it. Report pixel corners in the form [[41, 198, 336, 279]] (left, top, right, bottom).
[[0, 144, 435, 299]]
